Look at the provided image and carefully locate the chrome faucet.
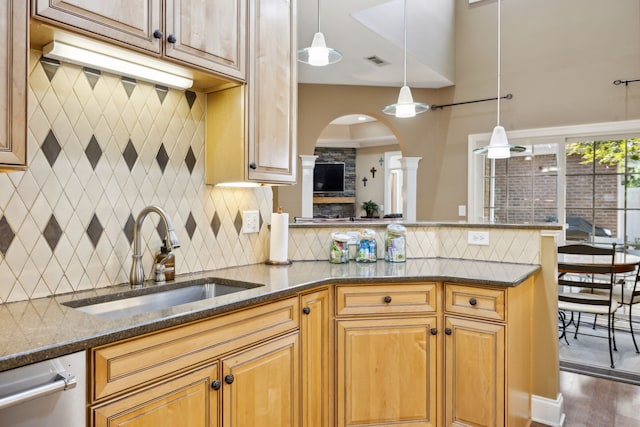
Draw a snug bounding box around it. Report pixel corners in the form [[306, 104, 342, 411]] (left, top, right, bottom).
[[130, 205, 181, 287]]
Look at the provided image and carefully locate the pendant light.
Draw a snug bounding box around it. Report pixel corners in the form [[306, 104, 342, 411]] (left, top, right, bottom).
[[382, 0, 429, 118], [474, 0, 524, 158], [298, 0, 342, 67]]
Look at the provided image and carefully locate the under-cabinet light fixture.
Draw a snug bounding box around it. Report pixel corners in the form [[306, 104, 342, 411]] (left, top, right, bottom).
[[43, 40, 193, 90]]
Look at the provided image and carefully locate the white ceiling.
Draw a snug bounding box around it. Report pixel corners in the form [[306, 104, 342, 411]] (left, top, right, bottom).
[[296, 0, 456, 88]]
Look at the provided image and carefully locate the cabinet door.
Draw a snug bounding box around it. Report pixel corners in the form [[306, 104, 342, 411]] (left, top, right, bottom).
[[300, 289, 332, 427], [33, 0, 162, 53], [0, 0, 27, 170], [165, 0, 246, 79], [247, 0, 297, 183], [92, 362, 220, 427], [444, 316, 505, 427], [336, 317, 437, 427], [222, 332, 299, 427]]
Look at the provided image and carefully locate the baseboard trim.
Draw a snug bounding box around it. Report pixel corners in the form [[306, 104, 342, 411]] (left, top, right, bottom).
[[531, 393, 565, 427]]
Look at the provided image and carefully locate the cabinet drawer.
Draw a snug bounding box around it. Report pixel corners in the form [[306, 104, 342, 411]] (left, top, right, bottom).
[[91, 297, 298, 402], [445, 283, 505, 322], [335, 283, 438, 316]]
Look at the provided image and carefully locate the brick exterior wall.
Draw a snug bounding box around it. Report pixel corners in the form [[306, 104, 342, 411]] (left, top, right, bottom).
[[485, 153, 619, 235]]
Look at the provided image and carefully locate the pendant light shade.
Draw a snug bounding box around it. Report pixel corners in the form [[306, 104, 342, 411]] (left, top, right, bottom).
[[382, 0, 428, 118], [487, 126, 511, 159], [473, 0, 524, 158], [382, 86, 428, 118], [298, 0, 342, 66]]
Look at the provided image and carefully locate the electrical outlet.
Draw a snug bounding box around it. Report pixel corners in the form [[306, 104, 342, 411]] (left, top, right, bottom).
[[468, 231, 490, 246], [242, 210, 260, 233], [458, 205, 467, 217]]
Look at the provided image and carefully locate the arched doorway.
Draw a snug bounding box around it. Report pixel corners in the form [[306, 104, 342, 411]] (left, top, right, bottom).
[[311, 114, 402, 218]]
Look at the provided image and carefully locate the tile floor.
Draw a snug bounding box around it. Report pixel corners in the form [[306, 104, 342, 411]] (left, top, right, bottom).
[[531, 370, 640, 427]]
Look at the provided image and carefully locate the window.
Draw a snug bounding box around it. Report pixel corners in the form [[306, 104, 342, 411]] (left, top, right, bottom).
[[468, 120, 640, 252]]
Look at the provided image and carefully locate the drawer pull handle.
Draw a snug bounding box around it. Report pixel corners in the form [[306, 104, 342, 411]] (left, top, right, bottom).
[[445, 328, 452, 335], [249, 162, 257, 170], [211, 380, 221, 390], [167, 34, 177, 44], [153, 29, 163, 39], [384, 296, 392, 303], [469, 297, 477, 306], [224, 374, 235, 385], [430, 328, 438, 335], [302, 307, 311, 315]]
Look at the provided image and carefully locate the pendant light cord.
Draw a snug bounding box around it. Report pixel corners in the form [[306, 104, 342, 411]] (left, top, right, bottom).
[[317, 0, 321, 32], [403, 0, 408, 86], [496, 0, 501, 126]]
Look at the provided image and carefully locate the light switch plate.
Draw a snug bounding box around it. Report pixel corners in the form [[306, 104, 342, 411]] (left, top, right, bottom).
[[458, 205, 466, 217], [468, 231, 490, 246], [242, 210, 260, 233]]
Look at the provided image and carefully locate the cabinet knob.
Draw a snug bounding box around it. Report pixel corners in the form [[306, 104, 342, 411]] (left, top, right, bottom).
[[383, 296, 392, 303], [249, 162, 257, 170], [153, 29, 163, 39], [302, 307, 311, 315], [224, 374, 235, 384], [445, 328, 452, 335], [167, 34, 177, 44], [430, 328, 438, 335], [211, 380, 221, 390], [469, 297, 477, 306]]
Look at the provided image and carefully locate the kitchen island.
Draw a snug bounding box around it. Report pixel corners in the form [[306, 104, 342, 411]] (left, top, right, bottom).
[[0, 257, 539, 427], [0, 257, 538, 371]]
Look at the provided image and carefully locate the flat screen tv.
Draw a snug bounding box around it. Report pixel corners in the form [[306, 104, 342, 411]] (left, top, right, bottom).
[[313, 162, 345, 192]]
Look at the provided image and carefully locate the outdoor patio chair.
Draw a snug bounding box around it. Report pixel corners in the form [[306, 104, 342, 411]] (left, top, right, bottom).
[[558, 243, 619, 368]]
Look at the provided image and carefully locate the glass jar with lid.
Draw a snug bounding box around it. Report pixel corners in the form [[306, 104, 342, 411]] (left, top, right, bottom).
[[384, 224, 406, 263], [330, 232, 351, 264], [355, 229, 377, 263]]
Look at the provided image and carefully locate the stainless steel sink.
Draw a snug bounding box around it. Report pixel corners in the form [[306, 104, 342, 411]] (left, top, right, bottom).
[[63, 280, 263, 319]]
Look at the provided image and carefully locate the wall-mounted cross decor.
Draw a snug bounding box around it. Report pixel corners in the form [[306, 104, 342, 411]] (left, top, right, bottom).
[[379, 157, 384, 166], [370, 167, 377, 178], [362, 177, 368, 187]]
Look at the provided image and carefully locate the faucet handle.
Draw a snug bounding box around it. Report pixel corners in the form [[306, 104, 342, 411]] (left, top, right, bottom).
[[154, 263, 166, 283]]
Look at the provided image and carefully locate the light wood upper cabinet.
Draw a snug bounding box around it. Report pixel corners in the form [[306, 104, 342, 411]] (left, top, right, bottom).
[[32, 0, 161, 51], [246, 0, 297, 183], [165, 0, 246, 79], [32, 0, 246, 80], [205, 0, 297, 185], [0, 0, 28, 170]]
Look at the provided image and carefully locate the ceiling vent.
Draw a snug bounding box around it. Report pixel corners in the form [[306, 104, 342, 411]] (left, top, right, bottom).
[[365, 55, 390, 66]]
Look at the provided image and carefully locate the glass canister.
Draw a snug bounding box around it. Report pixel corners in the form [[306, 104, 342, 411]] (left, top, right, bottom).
[[356, 229, 377, 263], [330, 232, 351, 264], [384, 224, 407, 263]]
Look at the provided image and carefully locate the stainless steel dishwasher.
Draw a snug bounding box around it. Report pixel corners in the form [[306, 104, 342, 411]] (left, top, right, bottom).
[[0, 351, 86, 427]]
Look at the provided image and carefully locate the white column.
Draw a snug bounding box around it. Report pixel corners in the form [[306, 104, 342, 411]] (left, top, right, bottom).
[[300, 155, 318, 218], [400, 157, 422, 222]]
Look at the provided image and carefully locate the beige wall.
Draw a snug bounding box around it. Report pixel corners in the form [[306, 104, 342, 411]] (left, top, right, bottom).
[[278, 0, 640, 220]]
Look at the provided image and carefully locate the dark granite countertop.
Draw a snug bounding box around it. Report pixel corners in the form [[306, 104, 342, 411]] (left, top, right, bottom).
[[0, 258, 540, 372]]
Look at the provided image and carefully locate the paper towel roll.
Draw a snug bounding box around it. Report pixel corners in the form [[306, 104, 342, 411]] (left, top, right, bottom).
[[269, 211, 289, 263]]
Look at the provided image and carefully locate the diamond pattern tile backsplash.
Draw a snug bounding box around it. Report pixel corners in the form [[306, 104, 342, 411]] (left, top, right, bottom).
[[0, 51, 545, 304], [0, 50, 272, 303]]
